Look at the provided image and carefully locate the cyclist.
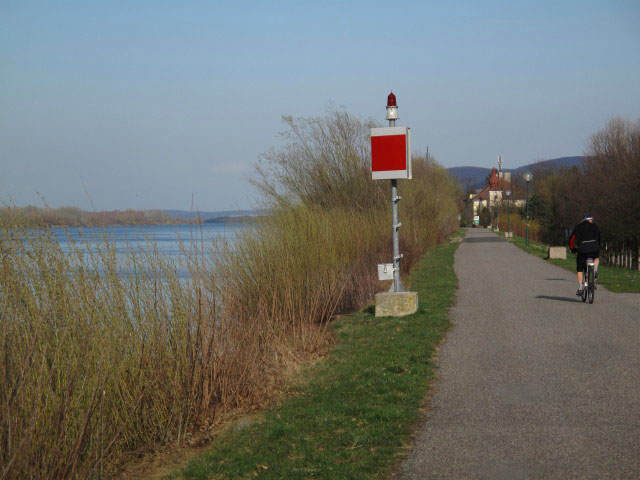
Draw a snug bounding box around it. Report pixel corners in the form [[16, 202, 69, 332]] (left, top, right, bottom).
[[569, 214, 601, 296]]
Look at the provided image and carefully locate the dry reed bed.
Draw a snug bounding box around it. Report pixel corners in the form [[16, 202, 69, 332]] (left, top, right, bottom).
[[496, 213, 541, 241], [1, 110, 460, 479]]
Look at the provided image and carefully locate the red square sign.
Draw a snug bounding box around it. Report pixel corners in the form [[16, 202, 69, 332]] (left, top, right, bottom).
[[370, 126, 412, 180]]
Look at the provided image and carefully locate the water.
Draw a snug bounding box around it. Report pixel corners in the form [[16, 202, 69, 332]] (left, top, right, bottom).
[[53, 223, 242, 255], [50, 223, 246, 278]]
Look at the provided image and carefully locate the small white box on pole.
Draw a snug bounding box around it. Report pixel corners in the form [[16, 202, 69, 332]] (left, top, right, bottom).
[[378, 263, 394, 281]]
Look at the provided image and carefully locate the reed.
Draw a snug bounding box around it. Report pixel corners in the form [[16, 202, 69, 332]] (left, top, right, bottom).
[[0, 109, 460, 479], [1, 223, 231, 479]]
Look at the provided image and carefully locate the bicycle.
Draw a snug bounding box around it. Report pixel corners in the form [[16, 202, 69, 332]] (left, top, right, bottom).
[[581, 257, 596, 304]]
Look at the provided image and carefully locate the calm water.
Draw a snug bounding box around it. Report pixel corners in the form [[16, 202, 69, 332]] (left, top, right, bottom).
[[51, 223, 245, 278]]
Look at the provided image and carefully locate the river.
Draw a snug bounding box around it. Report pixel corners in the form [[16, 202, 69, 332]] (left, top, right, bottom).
[[50, 222, 246, 278]]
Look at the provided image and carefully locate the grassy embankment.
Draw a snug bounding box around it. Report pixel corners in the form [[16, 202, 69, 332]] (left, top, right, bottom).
[[0, 108, 461, 479], [169, 232, 462, 480], [503, 232, 640, 293]]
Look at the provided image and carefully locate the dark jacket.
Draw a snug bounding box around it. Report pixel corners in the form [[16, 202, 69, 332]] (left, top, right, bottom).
[[569, 221, 601, 254]]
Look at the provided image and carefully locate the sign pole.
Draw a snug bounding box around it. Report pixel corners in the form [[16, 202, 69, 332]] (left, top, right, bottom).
[[391, 179, 404, 291], [371, 92, 418, 317], [388, 116, 405, 292]]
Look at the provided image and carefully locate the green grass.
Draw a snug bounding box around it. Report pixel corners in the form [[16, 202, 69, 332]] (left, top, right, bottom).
[[503, 232, 640, 293], [167, 233, 462, 480]]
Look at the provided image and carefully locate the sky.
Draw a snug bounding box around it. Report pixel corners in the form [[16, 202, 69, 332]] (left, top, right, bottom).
[[2, 0, 639, 211]]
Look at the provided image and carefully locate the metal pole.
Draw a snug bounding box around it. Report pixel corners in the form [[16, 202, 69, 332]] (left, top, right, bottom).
[[525, 181, 530, 247], [389, 117, 404, 292], [507, 198, 510, 235], [391, 179, 404, 292], [498, 155, 502, 231], [490, 184, 495, 229]]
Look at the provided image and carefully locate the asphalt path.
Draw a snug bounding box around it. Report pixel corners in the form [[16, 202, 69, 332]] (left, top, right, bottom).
[[396, 228, 640, 479]]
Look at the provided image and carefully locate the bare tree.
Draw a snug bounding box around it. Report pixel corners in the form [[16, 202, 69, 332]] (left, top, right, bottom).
[[251, 107, 386, 211], [583, 118, 640, 241]]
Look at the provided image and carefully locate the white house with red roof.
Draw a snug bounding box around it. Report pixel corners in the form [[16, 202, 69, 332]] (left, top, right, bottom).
[[468, 168, 525, 225]]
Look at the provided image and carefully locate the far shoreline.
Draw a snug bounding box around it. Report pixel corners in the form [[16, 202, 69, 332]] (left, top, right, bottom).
[[0, 205, 262, 229]]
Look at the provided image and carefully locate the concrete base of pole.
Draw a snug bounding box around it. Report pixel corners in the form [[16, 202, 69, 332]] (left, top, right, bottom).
[[375, 291, 418, 317]]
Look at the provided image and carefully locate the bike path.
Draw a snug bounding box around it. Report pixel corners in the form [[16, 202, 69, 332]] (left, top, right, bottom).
[[397, 228, 640, 479]]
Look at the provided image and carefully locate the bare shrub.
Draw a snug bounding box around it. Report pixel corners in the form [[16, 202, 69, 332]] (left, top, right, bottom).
[[496, 213, 542, 241], [252, 107, 387, 211]]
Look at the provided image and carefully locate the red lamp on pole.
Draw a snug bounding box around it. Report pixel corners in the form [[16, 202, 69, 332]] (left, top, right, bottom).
[[386, 91, 398, 122]]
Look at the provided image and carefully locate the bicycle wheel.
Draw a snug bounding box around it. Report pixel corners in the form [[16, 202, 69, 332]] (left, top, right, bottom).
[[581, 268, 587, 302], [588, 267, 595, 304]]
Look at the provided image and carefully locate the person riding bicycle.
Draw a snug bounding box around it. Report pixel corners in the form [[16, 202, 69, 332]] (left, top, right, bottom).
[[569, 214, 601, 296]]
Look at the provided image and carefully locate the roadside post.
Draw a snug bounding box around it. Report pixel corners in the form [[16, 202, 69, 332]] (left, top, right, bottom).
[[371, 92, 418, 317], [505, 189, 511, 238], [496, 155, 502, 231], [524, 172, 533, 247]]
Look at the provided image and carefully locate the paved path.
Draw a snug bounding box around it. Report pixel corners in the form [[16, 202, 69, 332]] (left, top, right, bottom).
[[397, 228, 640, 479]]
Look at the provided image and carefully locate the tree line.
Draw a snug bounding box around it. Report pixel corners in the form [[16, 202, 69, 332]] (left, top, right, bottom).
[[0, 205, 195, 227], [523, 117, 640, 268]]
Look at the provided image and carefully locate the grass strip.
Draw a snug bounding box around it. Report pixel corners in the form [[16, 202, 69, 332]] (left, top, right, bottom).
[[500, 231, 640, 293], [167, 233, 462, 480]]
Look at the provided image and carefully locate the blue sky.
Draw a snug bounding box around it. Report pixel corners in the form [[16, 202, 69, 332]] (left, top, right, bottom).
[[2, 0, 639, 211]]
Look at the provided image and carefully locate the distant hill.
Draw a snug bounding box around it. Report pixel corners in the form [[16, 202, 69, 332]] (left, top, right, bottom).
[[163, 209, 259, 222], [448, 156, 584, 189]]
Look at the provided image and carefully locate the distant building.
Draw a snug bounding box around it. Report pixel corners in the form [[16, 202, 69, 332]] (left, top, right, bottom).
[[467, 168, 525, 226]]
